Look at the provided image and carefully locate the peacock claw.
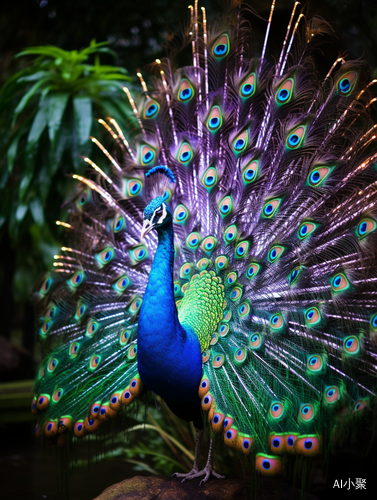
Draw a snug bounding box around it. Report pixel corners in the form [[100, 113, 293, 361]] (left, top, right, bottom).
[[172, 465, 224, 485]]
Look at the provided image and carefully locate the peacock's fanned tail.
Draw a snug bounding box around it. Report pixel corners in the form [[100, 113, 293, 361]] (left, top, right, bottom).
[[32, 1, 377, 473]]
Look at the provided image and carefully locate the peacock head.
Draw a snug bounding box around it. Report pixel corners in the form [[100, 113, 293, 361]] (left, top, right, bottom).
[[141, 197, 172, 239], [141, 165, 175, 239]]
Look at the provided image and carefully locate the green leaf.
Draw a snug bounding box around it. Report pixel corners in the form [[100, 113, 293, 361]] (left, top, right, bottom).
[[7, 132, 22, 173], [27, 100, 49, 147], [29, 198, 44, 226], [19, 172, 34, 200], [73, 96, 92, 145], [47, 93, 69, 142], [17, 71, 50, 83], [15, 204, 28, 222], [16, 45, 70, 59], [14, 79, 46, 117]]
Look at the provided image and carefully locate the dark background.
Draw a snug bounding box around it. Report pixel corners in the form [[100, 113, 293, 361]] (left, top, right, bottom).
[[0, 1, 376, 499]]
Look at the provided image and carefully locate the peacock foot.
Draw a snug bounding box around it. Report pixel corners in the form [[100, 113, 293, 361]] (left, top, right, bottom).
[[172, 465, 225, 486]]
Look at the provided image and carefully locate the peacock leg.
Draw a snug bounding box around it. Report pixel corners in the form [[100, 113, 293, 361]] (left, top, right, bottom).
[[172, 430, 224, 485]]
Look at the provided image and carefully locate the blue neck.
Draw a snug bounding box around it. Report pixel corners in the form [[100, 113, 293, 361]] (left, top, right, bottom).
[[137, 222, 202, 404], [139, 223, 181, 345]]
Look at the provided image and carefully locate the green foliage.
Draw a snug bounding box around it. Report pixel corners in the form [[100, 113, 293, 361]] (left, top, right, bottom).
[[0, 41, 133, 300]]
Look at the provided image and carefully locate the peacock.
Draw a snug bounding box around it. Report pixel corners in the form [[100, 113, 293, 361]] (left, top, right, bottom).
[[31, 0, 377, 488]]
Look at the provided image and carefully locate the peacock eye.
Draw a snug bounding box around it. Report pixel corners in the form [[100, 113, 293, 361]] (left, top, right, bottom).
[[212, 34, 230, 58], [143, 99, 160, 119], [275, 78, 294, 105], [337, 71, 357, 95], [232, 130, 248, 154], [177, 142, 193, 164], [286, 125, 306, 149], [177, 79, 194, 102], [356, 218, 376, 240], [239, 73, 256, 98], [139, 144, 156, 166]]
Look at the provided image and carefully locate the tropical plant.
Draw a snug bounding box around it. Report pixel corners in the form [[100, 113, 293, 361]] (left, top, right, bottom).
[[0, 41, 133, 303]]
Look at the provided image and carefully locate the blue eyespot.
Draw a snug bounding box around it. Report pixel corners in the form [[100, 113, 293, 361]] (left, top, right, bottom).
[[310, 171, 320, 183], [304, 440, 313, 450], [264, 204, 273, 215], [180, 151, 191, 162], [226, 430, 232, 439], [143, 151, 153, 163], [244, 168, 255, 181], [310, 356, 317, 365], [111, 396, 117, 404], [302, 405, 310, 414], [272, 439, 280, 448], [262, 460, 271, 470], [327, 389, 334, 397], [277, 89, 289, 101], [209, 117, 220, 128], [288, 134, 300, 147], [287, 437, 294, 447], [307, 310, 314, 320], [339, 78, 351, 93], [146, 103, 158, 117], [333, 276, 341, 288], [235, 139, 245, 150], [270, 249, 277, 260], [346, 338, 354, 349], [214, 44, 227, 56], [271, 315, 279, 325], [241, 83, 254, 96], [180, 88, 192, 100]]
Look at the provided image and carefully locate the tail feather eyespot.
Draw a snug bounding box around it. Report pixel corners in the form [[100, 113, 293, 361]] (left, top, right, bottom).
[[129, 376, 143, 396], [284, 433, 299, 454], [44, 420, 58, 438], [177, 79, 194, 102], [109, 393, 122, 411], [36, 394, 50, 411], [299, 403, 315, 422], [74, 420, 86, 438], [212, 34, 230, 59], [198, 378, 210, 399], [295, 435, 321, 456], [121, 387, 134, 406], [201, 392, 214, 411], [255, 454, 282, 476], [211, 412, 225, 433], [236, 434, 253, 455], [84, 416, 103, 433], [233, 130, 248, 154], [269, 434, 285, 455], [224, 426, 238, 449], [223, 416, 234, 432], [98, 403, 117, 421], [239, 73, 256, 99], [242, 160, 259, 184], [90, 401, 101, 419]]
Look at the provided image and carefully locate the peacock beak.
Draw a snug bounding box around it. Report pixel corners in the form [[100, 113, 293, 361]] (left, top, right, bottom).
[[141, 219, 155, 240]]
